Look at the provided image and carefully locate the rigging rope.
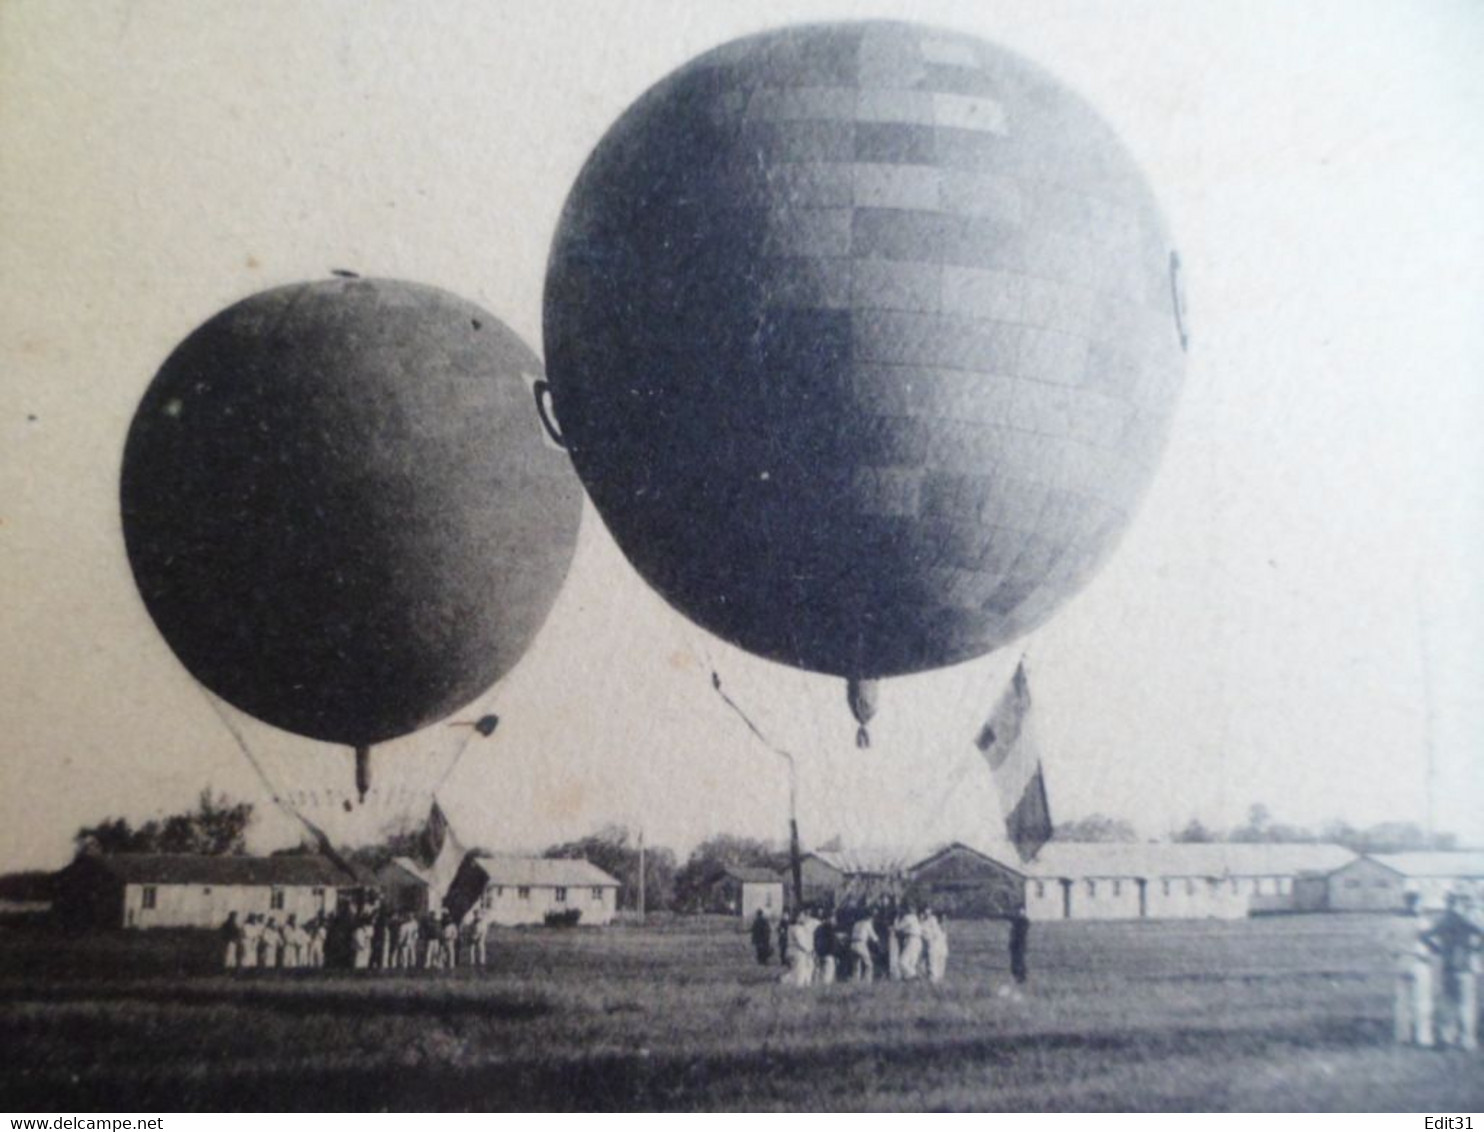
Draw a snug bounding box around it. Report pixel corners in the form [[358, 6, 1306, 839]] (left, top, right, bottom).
[[196, 685, 352, 868]]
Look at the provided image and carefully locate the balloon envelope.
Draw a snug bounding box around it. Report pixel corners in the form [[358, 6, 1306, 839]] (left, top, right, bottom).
[[545, 21, 1186, 681], [122, 277, 582, 746]]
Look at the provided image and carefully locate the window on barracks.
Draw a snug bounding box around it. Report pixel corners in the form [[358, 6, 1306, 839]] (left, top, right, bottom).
[[142, 885, 157, 910], [203, 886, 212, 895], [270, 888, 285, 909], [555, 887, 567, 902], [1034, 881, 1045, 899], [1113, 880, 1122, 897], [518, 887, 530, 900], [1162, 880, 1171, 897], [1086, 880, 1096, 898], [591, 887, 604, 900]]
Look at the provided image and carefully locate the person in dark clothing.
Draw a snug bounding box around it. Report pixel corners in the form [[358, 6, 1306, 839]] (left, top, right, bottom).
[[777, 914, 790, 968], [814, 912, 839, 984], [750, 908, 773, 965], [1421, 893, 1483, 1050], [872, 899, 895, 979], [1009, 907, 1031, 984]]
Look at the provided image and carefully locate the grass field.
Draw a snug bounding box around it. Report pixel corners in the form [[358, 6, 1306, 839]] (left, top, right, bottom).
[[0, 912, 1479, 1111]]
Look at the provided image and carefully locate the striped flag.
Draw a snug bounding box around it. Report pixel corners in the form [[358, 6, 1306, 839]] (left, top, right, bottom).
[[422, 800, 467, 903], [975, 659, 1053, 863]]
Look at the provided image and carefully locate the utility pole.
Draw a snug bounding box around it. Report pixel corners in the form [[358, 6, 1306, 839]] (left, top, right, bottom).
[[637, 826, 646, 922], [781, 749, 803, 911]]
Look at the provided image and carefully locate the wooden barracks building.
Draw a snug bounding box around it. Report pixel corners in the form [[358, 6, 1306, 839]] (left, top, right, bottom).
[[777, 841, 1400, 921], [54, 853, 368, 930]]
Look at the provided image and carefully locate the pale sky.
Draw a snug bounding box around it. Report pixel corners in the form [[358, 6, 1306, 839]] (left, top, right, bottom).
[[2, 0, 1481, 871]]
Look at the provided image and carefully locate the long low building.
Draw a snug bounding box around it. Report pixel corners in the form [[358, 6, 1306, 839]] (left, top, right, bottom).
[[444, 856, 621, 926], [53, 853, 372, 929], [1019, 843, 1357, 921], [777, 841, 1361, 922], [1326, 851, 1484, 913]]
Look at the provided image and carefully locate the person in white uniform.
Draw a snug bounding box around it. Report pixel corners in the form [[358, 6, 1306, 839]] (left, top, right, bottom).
[[895, 906, 923, 981], [921, 908, 949, 984], [850, 912, 878, 983], [782, 912, 817, 987], [239, 914, 261, 969]]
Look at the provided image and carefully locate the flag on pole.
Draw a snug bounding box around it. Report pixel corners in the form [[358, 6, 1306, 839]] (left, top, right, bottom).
[[975, 659, 1053, 863], [422, 800, 467, 903]]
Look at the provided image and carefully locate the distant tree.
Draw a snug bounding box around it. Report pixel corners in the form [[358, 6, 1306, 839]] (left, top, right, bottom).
[[344, 820, 437, 872], [1321, 820, 1457, 855], [672, 834, 788, 912], [1053, 813, 1137, 843], [1171, 818, 1216, 844], [73, 817, 138, 856], [544, 824, 677, 913], [73, 790, 252, 856]]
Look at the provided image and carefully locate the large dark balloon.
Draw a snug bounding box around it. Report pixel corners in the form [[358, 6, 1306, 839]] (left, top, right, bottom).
[[122, 278, 582, 747], [545, 21, 1186, 684]]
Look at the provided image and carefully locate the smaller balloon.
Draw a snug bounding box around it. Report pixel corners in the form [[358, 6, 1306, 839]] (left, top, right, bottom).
[[121, 277, 583, 749]]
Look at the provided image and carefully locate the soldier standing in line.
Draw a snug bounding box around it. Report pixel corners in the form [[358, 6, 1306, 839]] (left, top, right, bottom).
[[814, 912, 839, 985], [351, 915, 373, 970], [467, 909, 488, 967], [239, 913, 261, 969], [280, 913, 304, 968], [784, 909, 817, 986], [441, 912, 460, 969], [373, 903, 392, 969], [220, 911, 243, 970], [1392, 902, 1435, 1047], [921, 907, 949, 984], [306, 914, 327, 968], [895, 904, 923, 981], [1422, 892, 1483, 1051], [1008, 905, 1031, 986], [750, 908, 772, 965], [850, 909, 878, 983], [261, 916, 283, 969]]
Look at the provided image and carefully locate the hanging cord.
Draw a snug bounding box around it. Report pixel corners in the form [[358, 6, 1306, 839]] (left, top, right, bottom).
[[200, 687, 295, 818], [429, 707, 496, 803], [195, 685, 355, 873], [689, 635, 793, 759]]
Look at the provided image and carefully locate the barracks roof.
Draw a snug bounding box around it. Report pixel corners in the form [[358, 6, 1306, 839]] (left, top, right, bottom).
[[807, 846, 930, 876], [1366, 851, 1484, 878], [718, 865, 784, 884], [1021, 843, 1356, 880], [804, 841, 1357, 880], [73, 854, 357, 887], [471, 856, 620, 888]]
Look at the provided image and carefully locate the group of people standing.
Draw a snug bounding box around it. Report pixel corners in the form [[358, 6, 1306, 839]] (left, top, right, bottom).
[[1392, 892, 1483, 1051], [220, 900, 490, 972], [750, 900, 1033, 990], [752, 900, 954, 986]]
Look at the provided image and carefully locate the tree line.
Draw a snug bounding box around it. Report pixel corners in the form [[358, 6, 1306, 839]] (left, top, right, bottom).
[[58, 795, 1463, 916], [1055, 803, 1460, 854]]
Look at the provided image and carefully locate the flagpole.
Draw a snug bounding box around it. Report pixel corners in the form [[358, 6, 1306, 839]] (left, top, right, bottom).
[[783, 750, 803, 912], [637, 826, 646, 922]]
